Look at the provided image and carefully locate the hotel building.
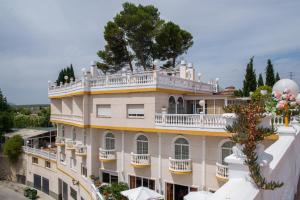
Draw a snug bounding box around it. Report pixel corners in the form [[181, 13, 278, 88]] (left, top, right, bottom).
[[23, 61, 275, 200]]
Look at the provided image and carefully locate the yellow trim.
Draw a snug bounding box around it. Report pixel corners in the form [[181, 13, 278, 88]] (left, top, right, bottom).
[[57, 166, 93, 200], [49, 88, 209, 99], [216, 175, 229, 182], [99, 158, 116, 163], [51, 120, 279, 140], [131, 163, 150, 168], [169, 170, 192, 175], [55, 143, 65, 147]]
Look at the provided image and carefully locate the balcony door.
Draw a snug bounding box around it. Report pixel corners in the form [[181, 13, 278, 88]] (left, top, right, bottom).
[[174, 138, 189, 160], [136, 135, 148, 154], [221, 141, 234, 165], [105, 133, 115, 150]]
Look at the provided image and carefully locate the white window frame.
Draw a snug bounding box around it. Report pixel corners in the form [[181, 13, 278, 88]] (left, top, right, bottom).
[[105, 132, 115, 150], [96, 104, 112, 118], [174, 137, 190, 160], [218, 139, 234, 165], [136, 135, 148, 154], [127, 104, 145, 118]]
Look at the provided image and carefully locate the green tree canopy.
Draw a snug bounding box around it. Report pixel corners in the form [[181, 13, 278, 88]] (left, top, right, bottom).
[[265, 59, 275, 87], [275, 72, 280, 82], [243, 57, 257, 97], [3, 135, 23, 163], [97, 2, 193, 72], [155, 22, 193, 68], [56, 64, 76, 86], [257, 73, 264, 87]]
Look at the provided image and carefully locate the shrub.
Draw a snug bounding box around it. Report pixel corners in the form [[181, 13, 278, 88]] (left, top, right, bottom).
[[251, 85, 272, 102], [100, 182, 129, 200], [3, 135, 23, 163]]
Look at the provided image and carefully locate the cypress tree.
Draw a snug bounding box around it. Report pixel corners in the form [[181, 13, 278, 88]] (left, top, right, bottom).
[[275, 72, 280, 82], [257, 73, 264, 87], [265, 59, 275, 87], [243, 57, 257, 97]]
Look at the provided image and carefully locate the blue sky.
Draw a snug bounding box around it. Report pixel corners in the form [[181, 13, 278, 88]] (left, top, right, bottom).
[[0, 0, 300, 104]]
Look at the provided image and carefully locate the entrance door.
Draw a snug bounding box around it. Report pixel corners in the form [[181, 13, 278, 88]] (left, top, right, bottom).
[[42, 177, 49, 194], [63, 181, 68, 200], [174, 184, 188, 200], [33, 174, 41, 190]]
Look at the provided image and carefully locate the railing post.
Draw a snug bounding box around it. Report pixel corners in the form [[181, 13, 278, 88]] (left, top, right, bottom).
[[161, 107, 167, 126]]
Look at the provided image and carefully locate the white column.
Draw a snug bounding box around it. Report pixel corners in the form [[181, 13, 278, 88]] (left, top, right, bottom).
[[158, 133, 162, 194], [201, 136, 206, 190], [213, 99, 216, 114]]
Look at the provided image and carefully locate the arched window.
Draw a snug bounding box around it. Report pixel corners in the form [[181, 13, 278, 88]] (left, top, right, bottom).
[[105, 133, 115, 150], [72, 127, 76, 141], [221, 141, 234, 165], [174, 138, 189, 159], [168, 96, 176, 114], [136, 135, 148, 154], [62, 125, 65, 137], [177, 97, 184, 114]]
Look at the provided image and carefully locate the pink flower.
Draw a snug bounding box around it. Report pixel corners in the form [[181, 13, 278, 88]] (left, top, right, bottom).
[[284, 88, 290, 94], [289, 94, 296, 101], [273, 91, 282, 100]]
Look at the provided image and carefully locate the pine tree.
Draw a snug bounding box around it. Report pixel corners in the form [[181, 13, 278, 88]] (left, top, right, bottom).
[[265, 59, 275, 87], [275, 72, 280, 82], [257, 73, 264, 87], [243, 57, 257, 96]]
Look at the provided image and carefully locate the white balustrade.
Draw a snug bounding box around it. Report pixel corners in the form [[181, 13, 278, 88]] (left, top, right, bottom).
[[99, 148, 116, 160], [155, 113, 226, 129], [65, 140, 76, 149], [216, 162, 229, 179], [131, 153, 151, 166], [23, 146, 56, 161], [75, 144, 87, 155], [48, 71, 215, 97], [169, 157, 192, 173]]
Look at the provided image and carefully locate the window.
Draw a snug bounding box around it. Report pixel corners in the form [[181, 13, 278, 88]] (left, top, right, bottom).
[[105, 133, 115, 150], [127, 104, 144, 118], [221, 141, 234, 165], [136, 135, 148, 154], [102, 172, 118, 184], [174, 138, 189, 160], [168, 96, 176, 114], [81, 164, 87, 177], [96, 104, 111, 117], [70, 187, 77, 200], [45, 161, 51, 168], [32, 157, 38, 164], [129, 175, 155, 190], [177, 97, 184, 114], [72, 128, 76, 141], [60, 151, 66, 163], [70, 157, 77, 170]]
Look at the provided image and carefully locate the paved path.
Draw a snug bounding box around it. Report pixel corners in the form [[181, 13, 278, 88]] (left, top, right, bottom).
[[0, 184, 27, 200]]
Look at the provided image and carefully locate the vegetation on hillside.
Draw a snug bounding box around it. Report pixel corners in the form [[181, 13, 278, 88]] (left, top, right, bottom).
[[3, 135, 23, 163]]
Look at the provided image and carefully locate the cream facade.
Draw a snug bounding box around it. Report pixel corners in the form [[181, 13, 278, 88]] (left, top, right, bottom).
[[24, 62, 276, 200]]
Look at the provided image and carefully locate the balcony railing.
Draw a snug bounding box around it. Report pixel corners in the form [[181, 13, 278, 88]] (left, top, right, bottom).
[[131, 153, 151, 167], [48, 71, 215, 97], [169, 158, 192, 174], [99, 148, 116, 161], [55, 136, 65, 146], [23, 146, 56, 161], [155, 114, 226, 129], [65, 140, 76, 150], [75, 144, 87, 156], [51, 113, 83, 123], [216, 162, 229, 180]]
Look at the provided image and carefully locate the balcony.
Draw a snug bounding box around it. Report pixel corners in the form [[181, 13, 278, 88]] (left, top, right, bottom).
[[23, 146, 57, 161], [48, 71, 215, 98], [155, 113, 227, 129], [65, 140, 76, 150], [55, 136, 65, 146], [131, 153, 151, 168], [75, 144, 87, 156], [169, 158, 192, 174], [51, 113, 83, 124], [99, 148, 116, 162], [60, 152, 66, 164], [216, 162, 229, 180], [70, 157, 77, 171]]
